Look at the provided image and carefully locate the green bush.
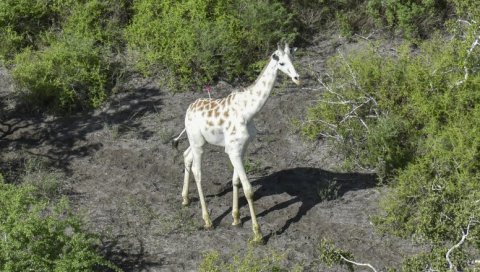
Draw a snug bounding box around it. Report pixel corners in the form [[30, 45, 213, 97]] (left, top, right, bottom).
[[0, 181, 119, 272], [199, 248, 296, 272], [377, 111, 480, 270], [317, 239, 355, 272], [285, 0, 370, 38], [302, 22, 480, 268], [302, 44, 420, 176], [125, 0, 296, 90], [0, 0, 73, 61], [12, 36, 107, 110], [10, 0, 131, 111], [366, 0, 449, 39]]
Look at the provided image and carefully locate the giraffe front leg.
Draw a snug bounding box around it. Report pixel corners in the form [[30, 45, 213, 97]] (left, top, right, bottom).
[[182, 147, 193, 206], [191, 147, 213, 229], [228, 153, 263, 244], [232, 169, 241, 226]]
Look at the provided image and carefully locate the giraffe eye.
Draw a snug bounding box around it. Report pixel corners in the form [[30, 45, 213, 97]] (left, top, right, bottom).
[[279, 62, 285, 66]]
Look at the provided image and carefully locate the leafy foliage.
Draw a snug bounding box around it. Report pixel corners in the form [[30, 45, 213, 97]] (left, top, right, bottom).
[[3, 0, 131, 111], [0, 180, 119, 272], [302, 20, 480, 269], [125, 0, 296, 90], [366, 0, 449, 39], [12, 36, 107, 110], [285, 0, 370, 38], [199, 248, 294, 272], [317, 239, 355, 272], [0, 0, 72, 61]]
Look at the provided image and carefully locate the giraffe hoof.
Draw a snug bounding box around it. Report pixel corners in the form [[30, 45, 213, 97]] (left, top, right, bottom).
[[204, 223, 213, 230], [203, 218, 213, 229], [232, 220, 241, 227], [248, 235, 264, 245], [182, 200, 190, 206]]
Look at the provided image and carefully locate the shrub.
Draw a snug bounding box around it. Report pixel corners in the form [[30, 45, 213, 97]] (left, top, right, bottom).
[[302, 22, 480, 268], [377, 111, 480, 270], [125, 0, 296, 90], [283, 0, 373, 40], [12, 36, 107, 110], [10, 0, 131, 111], [366, 0, 449, 39], [302, 45, 419, 177], [317, 239, 355, 272], [199, 248, 295, 272], [0, 181, 119, 272], [0, 0, 73, 61]]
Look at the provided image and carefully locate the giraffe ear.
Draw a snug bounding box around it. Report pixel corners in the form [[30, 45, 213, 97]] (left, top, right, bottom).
[[272, 53, 279, 61]]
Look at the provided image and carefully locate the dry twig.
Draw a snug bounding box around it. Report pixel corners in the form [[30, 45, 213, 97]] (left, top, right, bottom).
[[339, 254, 378, 272], [446, 216, 477, 271]]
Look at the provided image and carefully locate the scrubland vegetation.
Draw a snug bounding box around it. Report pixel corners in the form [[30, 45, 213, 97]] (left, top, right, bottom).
[[0, 163, 119, 272], [1, 0, 479, 271]]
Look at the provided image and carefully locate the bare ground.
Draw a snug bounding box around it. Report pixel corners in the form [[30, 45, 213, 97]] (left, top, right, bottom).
[[0, 36, 420, 271]]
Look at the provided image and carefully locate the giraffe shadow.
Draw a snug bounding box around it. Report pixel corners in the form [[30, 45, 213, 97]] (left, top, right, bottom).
[[210, 167, 376, 242]]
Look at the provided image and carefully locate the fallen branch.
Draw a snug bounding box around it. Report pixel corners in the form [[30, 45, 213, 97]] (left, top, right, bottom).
[[456, 34, 480, 86], [339, 254, 378, 272], [446, 217, 477, 271]]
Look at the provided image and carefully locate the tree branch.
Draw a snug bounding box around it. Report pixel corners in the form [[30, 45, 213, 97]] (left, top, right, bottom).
[[456, 34, 480, 86], [446, 217, 477, 271], [339, 254, 378, 272]]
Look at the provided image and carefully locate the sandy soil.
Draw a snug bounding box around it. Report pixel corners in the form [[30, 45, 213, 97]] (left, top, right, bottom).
[[0, 35, 420, 271]]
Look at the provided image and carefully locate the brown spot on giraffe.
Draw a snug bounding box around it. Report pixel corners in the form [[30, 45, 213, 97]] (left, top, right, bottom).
[[224, 111, 229, 118], [206, 120, 214, 126], [208, 110, 213, 117], [218, 119, 224, 126]]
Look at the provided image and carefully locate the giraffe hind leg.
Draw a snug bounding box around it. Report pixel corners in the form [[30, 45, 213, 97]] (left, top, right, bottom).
[[232, 169, 241, 226], [191, 146, 213, 229], [182, 146, 193, 206]]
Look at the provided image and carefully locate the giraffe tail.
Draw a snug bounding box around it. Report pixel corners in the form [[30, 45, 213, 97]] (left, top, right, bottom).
[[172, 128, 186, 150]]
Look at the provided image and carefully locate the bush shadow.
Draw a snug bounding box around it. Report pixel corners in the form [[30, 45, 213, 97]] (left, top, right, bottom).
[[100, 238, 164, 272], [0, 87, 164, 174]]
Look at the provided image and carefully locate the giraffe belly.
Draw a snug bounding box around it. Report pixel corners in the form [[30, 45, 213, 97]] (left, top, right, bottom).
[[201, 128, 225, 147]]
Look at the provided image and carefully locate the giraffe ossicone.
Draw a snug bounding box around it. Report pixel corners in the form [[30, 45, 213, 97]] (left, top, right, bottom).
[[173, 43, 300, 243]]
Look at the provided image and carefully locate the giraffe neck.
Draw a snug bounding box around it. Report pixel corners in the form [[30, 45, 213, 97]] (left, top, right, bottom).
[[237, 58, 278, 121]]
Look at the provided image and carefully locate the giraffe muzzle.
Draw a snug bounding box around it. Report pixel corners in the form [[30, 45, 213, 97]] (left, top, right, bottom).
[[292, 76, 300, 85]]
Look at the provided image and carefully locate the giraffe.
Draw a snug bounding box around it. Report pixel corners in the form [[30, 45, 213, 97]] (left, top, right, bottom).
[[173, 44, 300, 243]]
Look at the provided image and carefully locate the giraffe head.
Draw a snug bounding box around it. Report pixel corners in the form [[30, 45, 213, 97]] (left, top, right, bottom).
[[272, 43, 300, 85]]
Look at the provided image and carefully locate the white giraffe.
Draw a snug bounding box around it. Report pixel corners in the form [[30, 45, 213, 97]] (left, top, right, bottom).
[[173, 44, 299, 243]]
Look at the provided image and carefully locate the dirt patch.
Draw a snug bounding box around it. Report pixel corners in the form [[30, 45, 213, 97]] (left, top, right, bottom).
[[0, 36, 420, 271]]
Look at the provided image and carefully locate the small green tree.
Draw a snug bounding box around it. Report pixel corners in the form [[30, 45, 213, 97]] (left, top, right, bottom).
[[0, 181, 120, 272], [9, 0, 131, 111]]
